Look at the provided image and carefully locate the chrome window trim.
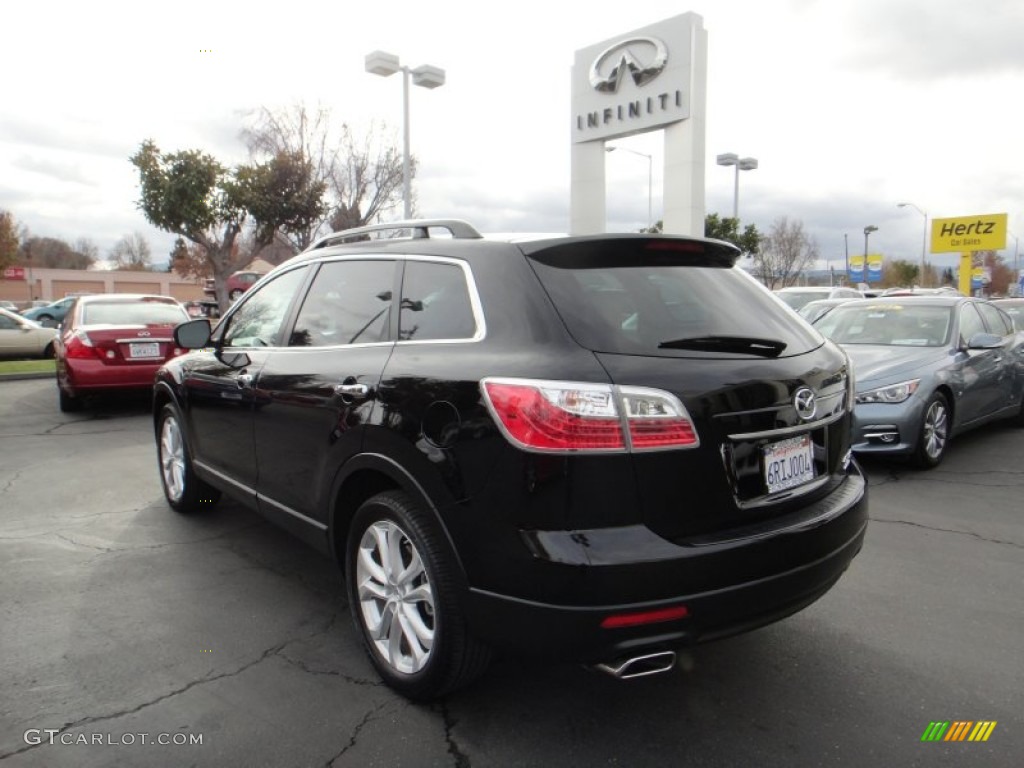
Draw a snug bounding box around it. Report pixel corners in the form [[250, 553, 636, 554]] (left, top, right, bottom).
[[727, 409, 845, 441]]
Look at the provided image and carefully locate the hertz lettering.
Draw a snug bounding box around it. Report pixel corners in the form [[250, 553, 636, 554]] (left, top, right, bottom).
[[939, 220, 996, 237]]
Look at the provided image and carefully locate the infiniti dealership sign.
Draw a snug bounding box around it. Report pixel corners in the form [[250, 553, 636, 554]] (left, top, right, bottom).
[[572, 17, 694, 143], [569, 13, 706, 237]]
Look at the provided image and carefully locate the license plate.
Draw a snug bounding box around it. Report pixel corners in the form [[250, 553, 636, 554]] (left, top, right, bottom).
[[128, 342, 161, 359], [763, 434, 815, 494]]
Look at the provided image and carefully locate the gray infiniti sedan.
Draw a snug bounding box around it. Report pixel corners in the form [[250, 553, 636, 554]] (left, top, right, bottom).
[[813, 296, 1024, 468]]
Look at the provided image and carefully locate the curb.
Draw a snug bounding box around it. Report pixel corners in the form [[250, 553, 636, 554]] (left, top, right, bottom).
[[0, 372, 55, 382]]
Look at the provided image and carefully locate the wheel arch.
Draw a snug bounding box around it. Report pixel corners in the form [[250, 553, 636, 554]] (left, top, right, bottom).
[[328, 453, 466, 578]]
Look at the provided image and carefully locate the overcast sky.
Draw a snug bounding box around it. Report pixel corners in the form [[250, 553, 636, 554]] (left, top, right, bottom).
[[3, 0, 1022, 274]]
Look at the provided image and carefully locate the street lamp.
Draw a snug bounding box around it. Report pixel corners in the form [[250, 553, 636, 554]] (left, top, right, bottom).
[[365, 50, 446, 220], [864, 225, 878, 283], [897, 202, 928, 287], [606, 146, 653, 231], [716, 153, 758, 220]]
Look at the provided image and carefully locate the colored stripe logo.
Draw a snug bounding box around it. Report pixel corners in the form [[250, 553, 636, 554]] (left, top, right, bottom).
[[921, 721, 997, 742]]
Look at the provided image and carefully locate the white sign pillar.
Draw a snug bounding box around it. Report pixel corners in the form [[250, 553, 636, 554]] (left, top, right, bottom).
[[570, 13, 707, 236]]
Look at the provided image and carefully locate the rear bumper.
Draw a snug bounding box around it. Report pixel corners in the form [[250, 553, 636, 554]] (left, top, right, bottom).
[[462, 470, 867, 662], [62, 359, 162, 393]]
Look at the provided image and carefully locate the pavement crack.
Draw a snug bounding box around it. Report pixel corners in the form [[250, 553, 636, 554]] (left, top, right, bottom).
[[323, 702, 391, 767], [436, 699, 471, 768], [870, 516, 1023, 549], [1, 469, 23, 495], [0, 635, 308, 761]]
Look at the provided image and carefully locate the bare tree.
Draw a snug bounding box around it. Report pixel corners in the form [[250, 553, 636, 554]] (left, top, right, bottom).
[[109, 232, 152, 270], [242, 104, 408, 250], [756, 217, 819, 289]]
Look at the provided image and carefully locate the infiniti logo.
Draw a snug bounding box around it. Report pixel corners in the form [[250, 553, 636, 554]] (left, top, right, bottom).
[[589, 36, 669, 93], [137, 331, 151, 337], [794, 387, 817, 421]]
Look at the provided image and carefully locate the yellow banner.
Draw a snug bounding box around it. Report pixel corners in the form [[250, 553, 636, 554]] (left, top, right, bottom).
[[931, 213, 1007, 253]]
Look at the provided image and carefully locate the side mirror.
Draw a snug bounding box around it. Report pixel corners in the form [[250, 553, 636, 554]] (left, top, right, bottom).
[[174, 318, 212, 349], [966, 332, 1003, 350]]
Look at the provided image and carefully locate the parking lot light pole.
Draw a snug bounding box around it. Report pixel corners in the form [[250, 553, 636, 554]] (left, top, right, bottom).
[[897, 202, 928, 287], [365, 51, 446, 220], [716, 153, 758, 221]]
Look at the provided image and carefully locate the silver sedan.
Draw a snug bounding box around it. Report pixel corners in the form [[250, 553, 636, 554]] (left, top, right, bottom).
[[0, 307, 59, 359], [813, 296, 1024, 468]]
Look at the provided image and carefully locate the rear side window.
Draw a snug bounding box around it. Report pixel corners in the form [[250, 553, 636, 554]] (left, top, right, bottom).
[[398, 261, 477, 341], [528, 246, 823, 357], [290, 260, 395, 347]]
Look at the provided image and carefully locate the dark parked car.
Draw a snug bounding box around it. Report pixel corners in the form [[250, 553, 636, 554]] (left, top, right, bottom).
[[813, 296, 1024, 467], [56, 294, 190, 411], [154, 220, 868, 699]]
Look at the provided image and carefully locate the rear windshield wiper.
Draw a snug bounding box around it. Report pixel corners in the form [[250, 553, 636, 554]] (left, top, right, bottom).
[[657, 335, 787, 357]]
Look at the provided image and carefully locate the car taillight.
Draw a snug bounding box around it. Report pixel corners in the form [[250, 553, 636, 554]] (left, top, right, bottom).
[[480, 378, 699, 453], [64, 330, 98, 359]]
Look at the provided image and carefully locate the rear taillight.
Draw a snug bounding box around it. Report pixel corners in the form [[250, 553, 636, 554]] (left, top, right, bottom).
[[480, 378, 699, 454], [64, 330, 99, 359]]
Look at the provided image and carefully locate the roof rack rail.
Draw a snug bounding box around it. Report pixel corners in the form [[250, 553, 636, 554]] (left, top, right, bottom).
[[308, 219, 483, 250]]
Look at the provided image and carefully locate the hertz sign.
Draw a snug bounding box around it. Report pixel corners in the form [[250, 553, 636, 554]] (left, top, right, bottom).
[[930, 213, 1007, 253]]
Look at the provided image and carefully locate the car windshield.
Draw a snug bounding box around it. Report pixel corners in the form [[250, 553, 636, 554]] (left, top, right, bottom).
[[82, 300, 188, 326], [814, 304, 952, 347]]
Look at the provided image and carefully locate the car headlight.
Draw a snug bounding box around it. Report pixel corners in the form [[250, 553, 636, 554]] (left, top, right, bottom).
[[855, 379, 921, 404]]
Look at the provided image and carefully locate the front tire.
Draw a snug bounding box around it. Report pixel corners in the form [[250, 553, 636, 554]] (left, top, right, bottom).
[[346, 491, 490, 700], [914, 392, 950, 469], [157, 404, 221, 513]]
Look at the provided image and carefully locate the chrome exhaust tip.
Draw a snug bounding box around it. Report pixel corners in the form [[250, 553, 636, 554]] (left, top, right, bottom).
[[594, 651, 677, 679]]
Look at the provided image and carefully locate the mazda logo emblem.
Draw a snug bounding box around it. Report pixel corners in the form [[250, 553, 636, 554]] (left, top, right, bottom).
[[589, 36, 669, 93], [794, 388, 817, 421]]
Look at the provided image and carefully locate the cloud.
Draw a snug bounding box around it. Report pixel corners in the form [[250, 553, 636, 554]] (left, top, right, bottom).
[[837, 0, 1024, 79], [11, 155, 97, 186]]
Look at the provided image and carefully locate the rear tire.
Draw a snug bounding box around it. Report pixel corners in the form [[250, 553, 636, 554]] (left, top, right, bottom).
[[42, 342, 55, 359], [58, 386, 81, 413], [157, 404, 221, 513], [913, 392, 950, 469], [346, 490, 491, 700], [38, 314, 56, 328]]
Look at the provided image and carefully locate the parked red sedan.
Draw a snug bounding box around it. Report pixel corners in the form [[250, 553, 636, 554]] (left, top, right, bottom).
[[55, 294, 190, 412]]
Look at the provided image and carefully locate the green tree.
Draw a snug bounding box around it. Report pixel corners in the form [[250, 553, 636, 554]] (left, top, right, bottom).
[[881, 259, 919, 288], [0, 210, 20, 270], [130, 140, 326, 310], [704, 213, 761, 255]]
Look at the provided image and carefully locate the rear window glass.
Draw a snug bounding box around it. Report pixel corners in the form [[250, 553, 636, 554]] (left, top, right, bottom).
[[82, 300, 188, 326], [528, 249, 823, 358]]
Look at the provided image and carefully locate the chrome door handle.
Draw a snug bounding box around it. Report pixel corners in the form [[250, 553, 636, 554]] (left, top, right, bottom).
[[237, 373, 254, 389], [334, 383, 370, 399]]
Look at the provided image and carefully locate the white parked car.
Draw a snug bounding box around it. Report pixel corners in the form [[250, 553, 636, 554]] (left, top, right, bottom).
[[0, 307, 59, 359], [774, 286, 864, 311]]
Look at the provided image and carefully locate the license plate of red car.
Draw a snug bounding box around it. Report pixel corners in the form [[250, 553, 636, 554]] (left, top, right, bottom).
[[129, 342, 161, 359], [763, 434, 815, 494]]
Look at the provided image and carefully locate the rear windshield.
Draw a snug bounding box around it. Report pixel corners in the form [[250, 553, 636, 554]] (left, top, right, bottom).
[[82, 300, 188, 326], [528, 244, 824, 358]]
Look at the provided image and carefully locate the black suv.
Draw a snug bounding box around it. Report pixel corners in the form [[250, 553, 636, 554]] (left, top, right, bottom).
[[154, 220, 867, 699]]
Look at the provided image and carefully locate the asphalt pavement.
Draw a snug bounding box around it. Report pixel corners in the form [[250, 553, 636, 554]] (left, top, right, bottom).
[[0, 378, 1021, 767]]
